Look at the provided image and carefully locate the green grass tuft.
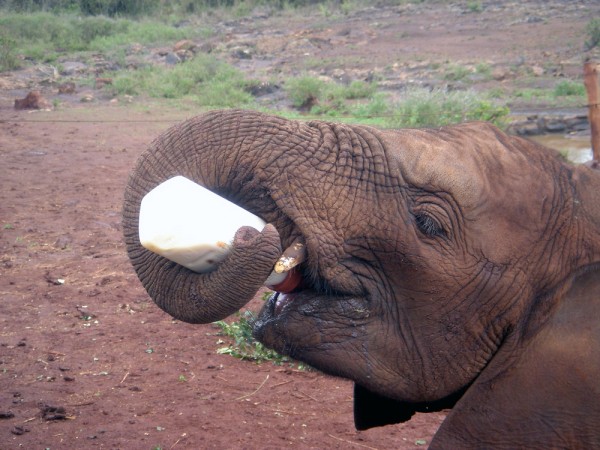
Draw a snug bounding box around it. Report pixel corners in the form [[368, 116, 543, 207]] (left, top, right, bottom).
[[383, 88, 509, 129], [0, 12, 208, 63], [285, 75, 326, 109], [109, 54, 254, 107], [585, 18, 600, 50], [215, 310, 308, 367], [553, 80, 585, 97]]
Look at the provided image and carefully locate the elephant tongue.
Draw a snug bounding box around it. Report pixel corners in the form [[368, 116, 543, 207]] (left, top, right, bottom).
[[266, 268, 302, 293]]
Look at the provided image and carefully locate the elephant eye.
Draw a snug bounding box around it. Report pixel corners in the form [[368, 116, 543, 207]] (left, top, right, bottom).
[[414, 213, 446, 238]]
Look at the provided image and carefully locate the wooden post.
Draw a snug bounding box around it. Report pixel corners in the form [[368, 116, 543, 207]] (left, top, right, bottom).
[[584, 61, 600, 161]]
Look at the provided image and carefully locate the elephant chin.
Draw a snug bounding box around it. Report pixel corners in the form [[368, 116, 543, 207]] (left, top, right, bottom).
[[353, 384, 466, 430]]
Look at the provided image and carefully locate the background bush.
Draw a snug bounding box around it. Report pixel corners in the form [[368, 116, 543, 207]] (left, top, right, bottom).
[[110, 54, 254, 107], [0, 0, 347, 16]]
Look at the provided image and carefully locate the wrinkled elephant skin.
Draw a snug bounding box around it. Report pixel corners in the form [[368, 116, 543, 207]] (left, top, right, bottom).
[[123, 110, 600, 449]]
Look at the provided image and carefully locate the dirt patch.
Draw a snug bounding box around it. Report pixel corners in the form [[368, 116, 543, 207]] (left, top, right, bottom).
[[0, 1, 599, 448]]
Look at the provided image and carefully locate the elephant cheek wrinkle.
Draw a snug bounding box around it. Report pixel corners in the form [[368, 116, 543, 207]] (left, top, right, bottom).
[[138, 175, 304, 294]]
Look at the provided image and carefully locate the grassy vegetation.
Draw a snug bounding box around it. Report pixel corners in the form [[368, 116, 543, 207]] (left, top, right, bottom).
[[503, 79, 586, 108], [381, 88, 509, 128], [109, 54, 254, 107], [284, 75, 377, 113], [215, 309, 308, 368], [0, 12, 209, 67], [2, 0, 551, 131], [553, 79, 586, 98], [283, 76, 510, 128], [0, 0, 390, 17], [585, 18, 600, 50]]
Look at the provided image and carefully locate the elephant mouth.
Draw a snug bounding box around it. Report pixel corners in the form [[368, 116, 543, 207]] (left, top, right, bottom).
[[272, 291, 300, 316], [254, 265, 369, 359]]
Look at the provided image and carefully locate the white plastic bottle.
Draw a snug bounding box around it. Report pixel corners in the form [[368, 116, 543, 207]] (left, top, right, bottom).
[[138, 176, 303, 292]]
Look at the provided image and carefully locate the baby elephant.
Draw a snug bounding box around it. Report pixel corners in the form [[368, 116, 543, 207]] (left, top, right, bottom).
[[123, 110, 600, 449]]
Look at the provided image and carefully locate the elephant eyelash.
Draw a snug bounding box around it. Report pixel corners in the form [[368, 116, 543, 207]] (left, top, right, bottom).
[[414, 213, 446, 238]]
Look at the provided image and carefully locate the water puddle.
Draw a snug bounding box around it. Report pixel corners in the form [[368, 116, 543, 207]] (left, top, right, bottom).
[[530, 134, 593, 164]]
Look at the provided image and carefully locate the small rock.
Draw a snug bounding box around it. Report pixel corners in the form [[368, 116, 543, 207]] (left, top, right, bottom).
[[95, 77, 113, 89], [11, 426, 29, 436], [60, 61, 88, 76], [526, 16, 543, 23], [129, 43, 144, 54], [0, 411, 15, 419], [492, 67, 510, 81], [531, 65, 545, 76], [165, 52, 181, 65], [55, 235, 72, 250], [247, 81, 278, 96], [199, 42, 215, 53], [39, 404, 67, 421], [80, 93, 94, 103], [175, 49, 193, 62], [58, 82, 76, 94], [174, 39, 195, 52], [544, 120, 566, 133], [14, 91, 51, 110], [231, 47, 253, 59]]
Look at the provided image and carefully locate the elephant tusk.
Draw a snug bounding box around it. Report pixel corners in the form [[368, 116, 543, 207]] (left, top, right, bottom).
[[264, 238, 306, 292], [274, 239, 307, 274]]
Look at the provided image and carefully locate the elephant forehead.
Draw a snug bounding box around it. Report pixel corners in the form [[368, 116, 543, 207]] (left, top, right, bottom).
[[380, 124, 535, 207]]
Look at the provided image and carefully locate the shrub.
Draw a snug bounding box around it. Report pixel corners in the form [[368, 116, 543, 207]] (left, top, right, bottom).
[[352, 92, 391, 118], [0, 13, 130, 56], [110, 54, 254, 107], [0, 12, 205, 66], [385, 88, 509, 129], [443, 64, 472, 82], [553, 80, 585, 97], [79, 0, 160, 16], [0, 32, 20, 71], [285, 75, 325, 109], [585, 18, 600, 50], [285, 75, 377, 113]]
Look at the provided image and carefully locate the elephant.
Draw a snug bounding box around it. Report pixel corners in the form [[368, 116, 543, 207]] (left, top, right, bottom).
[[122, 109, 600, 449]]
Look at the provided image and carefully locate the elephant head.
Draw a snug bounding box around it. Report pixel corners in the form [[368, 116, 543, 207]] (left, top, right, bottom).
[[123, 109, 600, 448]]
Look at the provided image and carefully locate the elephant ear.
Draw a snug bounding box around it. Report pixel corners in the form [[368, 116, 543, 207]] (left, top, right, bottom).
[[353, 384, 465, 430]]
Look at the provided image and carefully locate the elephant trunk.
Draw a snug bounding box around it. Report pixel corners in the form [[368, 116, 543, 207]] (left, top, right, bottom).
[[122, 110, 290, 323]]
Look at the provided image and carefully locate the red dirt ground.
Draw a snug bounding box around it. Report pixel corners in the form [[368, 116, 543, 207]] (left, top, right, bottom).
[[0, 106, 445, 449]]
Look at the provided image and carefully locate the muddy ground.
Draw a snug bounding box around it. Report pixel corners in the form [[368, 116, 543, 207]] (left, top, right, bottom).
[[1, 1, 599, 449]]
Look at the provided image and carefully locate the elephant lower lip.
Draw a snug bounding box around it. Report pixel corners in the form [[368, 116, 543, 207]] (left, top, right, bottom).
[[273, 292, 296, 316]]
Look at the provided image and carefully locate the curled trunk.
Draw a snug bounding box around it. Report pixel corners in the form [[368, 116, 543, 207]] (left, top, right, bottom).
[[122, 110, 290, 323]]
